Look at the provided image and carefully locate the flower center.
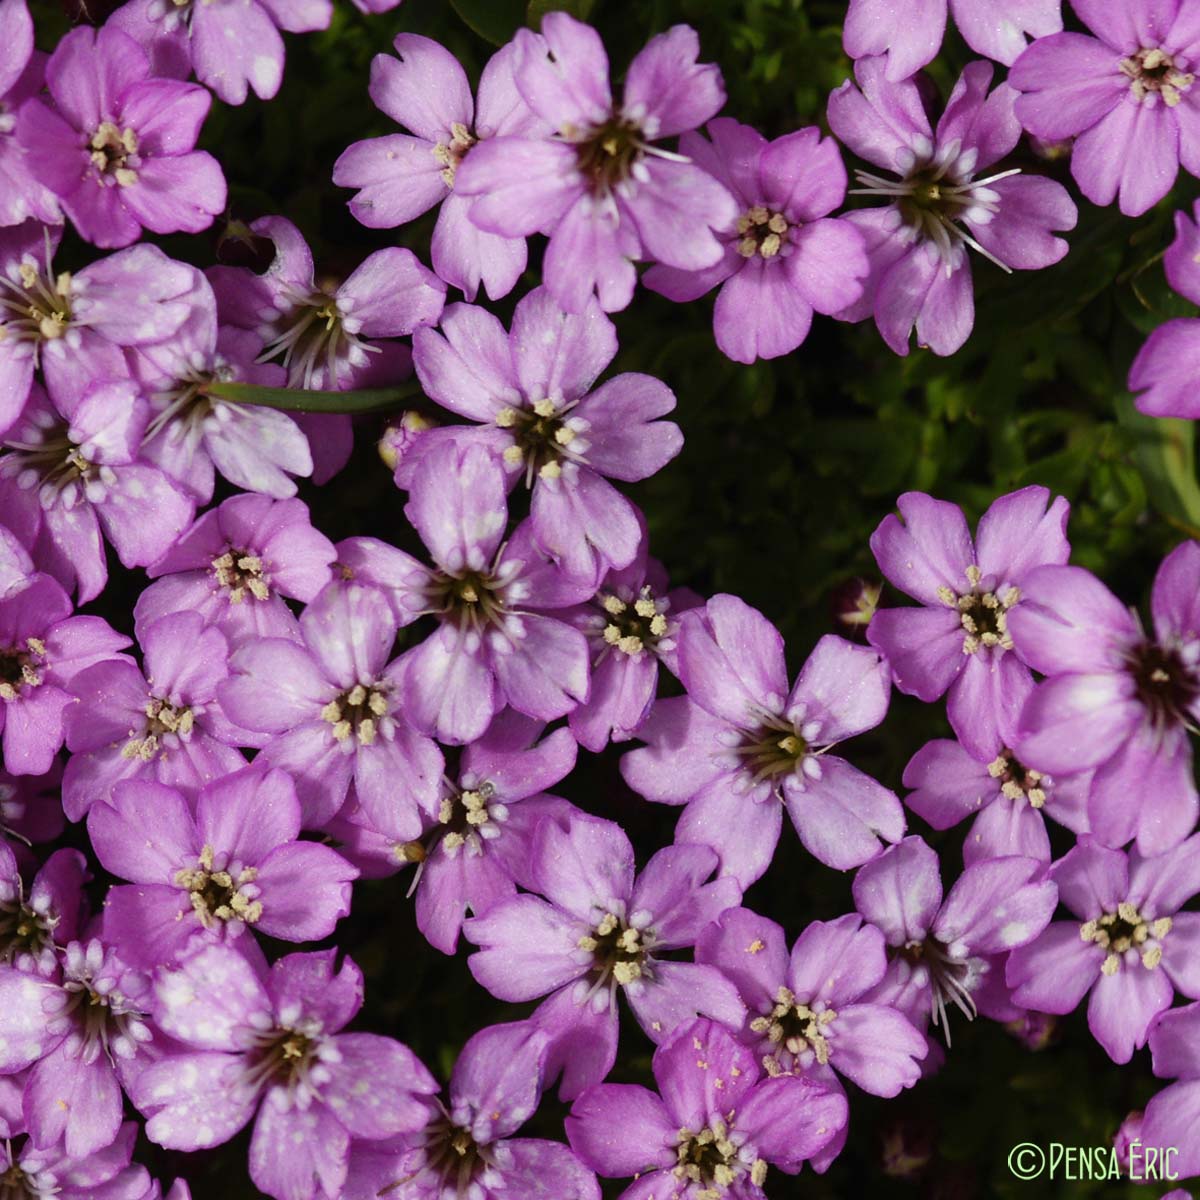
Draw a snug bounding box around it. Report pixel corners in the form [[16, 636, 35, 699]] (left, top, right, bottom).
[[496, 397, 584, 483], [674, 1115, 767, 1196], [728, 715, 810, 787], [0, 1160, 38, 1200], [1080, 902, 1171, 975], [435, 779, 507, 858], [0, 895, 56, 968], [1121, 47, 1194, 106], [1, 418, 112, 510], [571, 113, 645, 194], [58, 954, 150, 1064], [599, 588, 669, 657], [212, 548, 270, 604], [258, 284, 379, 390], [174, 844, 263, 928], [379, 1114, 496, 1199], [749, 985, 837, 1075], [241, 1024, 324, 1099], [321, 682, 390, 746], [937, 565, 1018, 655], [122, 697, 194, 762], [578, 911, 652, 987], [735, 206, 791, 259], [144, 357, 236, 447], [1126, 640, 1200, 732], [987, 750, 1046, 808], [896, 937, 979, 1043], [425, 567, 511, 633], [89, 121, 140, 187], [432, 122, 476, 187], [0, 638, 45, 702], [0, 253, 72, 348]]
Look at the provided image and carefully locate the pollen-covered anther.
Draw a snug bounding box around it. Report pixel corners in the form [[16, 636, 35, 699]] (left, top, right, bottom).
[[736, 205, 791, 259], [121, 697, 195, 761], [432, 121, 476, 187], [750, 985, 837, 1069], [1081, 903, 1171, 972], [1121, 47, 1195, 107], [213, 549, 270, 603], [321, 681, 390, 745], [598, 586, 671, 658], [988, 751, 1046, 808], [89, 121, 140, 185], [174, 843, 262, 927]]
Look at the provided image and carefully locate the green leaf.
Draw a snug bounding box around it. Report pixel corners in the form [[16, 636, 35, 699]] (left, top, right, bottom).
[[1116, 393, 1200, 537], [206, 380, 423, 414], [448, 0, 526, 44], [526, 0, 595, 26]]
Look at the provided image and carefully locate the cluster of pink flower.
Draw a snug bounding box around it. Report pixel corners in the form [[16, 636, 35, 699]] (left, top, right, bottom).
[[0, 0, 1198, 1197]]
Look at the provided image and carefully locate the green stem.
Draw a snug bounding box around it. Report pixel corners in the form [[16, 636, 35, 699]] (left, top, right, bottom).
[[205, 380, 425, 414]]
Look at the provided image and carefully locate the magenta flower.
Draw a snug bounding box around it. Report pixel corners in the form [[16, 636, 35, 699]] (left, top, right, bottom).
[[464, 810, 744, 1101], [220, 580, 443, 830], [134, 495, 336, 651], [0, 227, 197, 438], [645, 118, 868, 364], [455, 13, 737, 314], [565, 537, 697, 752], [1130, 199, 1200, 420], [1010, 541, 1200, 855], [383, 441, 593, 745], [0, 1, 61, 228], [331, 712, 576, 954], [0, 843, 86, 975], [1010, 0, 1200, 217], [16, 26, 225, 248], [1141, 1001, 1200, 1180], [343, 1023, 600, 1200], [110, 0, 332, 106], [903, 734, 1091, 864], [133, 947, 438, 1200], [208, 215, 445, 392], [622, 595, 903, 887], [411, 287, 682, 580], [62, 611, 251, 821], [844, 0, 1062, 80], [1006, 837, 1200, 1063], [827, 59, 1076, 356], [335, 35, 547, 301], [868, 486, 1071, 763], [697, 907, 928, 1098], [853, 835, 1057, 1040], [0, 938, 154, 1156], [565, 1017, 848, 1197], [0, 572, 130, 775], [0, 377, 193, 604], [89, 768, 355, 967], [0, 1122, 151, 1200]]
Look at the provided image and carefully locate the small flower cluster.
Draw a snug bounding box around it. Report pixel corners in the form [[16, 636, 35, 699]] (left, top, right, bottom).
[[0, 0, 1199, 1196]]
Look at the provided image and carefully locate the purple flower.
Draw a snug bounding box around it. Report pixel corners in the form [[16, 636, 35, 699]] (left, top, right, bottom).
[[129, 274, 311, 503], [844, 0, 1062, 81], [220, 580, 443, 830], [334, 35, 547, 301], [89, 767, 357, 968], [868, 486, 1071, 763], [827, 59, 1076, 356], [1130, 199, 1200, 420], [1006, 837, 1200, 1063], [0, 227, 197, 437], [645, 118, 868, 364], [1141, 1000, 1200, 1179], [330, 711, 576, 955], [0, 0, 61, 227], [0, 1122, 151, 1200], [697, 907, 928, 1099], [622, 595, 904, 887], [853, 835, 1057, 1040], [0, 377, 193, 604], [342, 1023, 600, 1200], [464, 810, 745, 1101], [565, 537, 698, 752], [207, 215, 445, 391], [62, 611, 251, 821], [0, 572, 130, 775], [455, 13, 737, 314], [411, 287, 682, 580], [133, 946, 438, 1200], [16, 26, 226, 248], [1010, 541, 1200, 855], [110, 0, 331, 106], [0, 938, 154, 1156], [133, 494, 337, 650], [1010, 0, 1200, 217], [903, 735, 1092, 864], [565, 1017, 848, 1197], [0, 843, 86, 975], [380, 440, 593, 745]]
